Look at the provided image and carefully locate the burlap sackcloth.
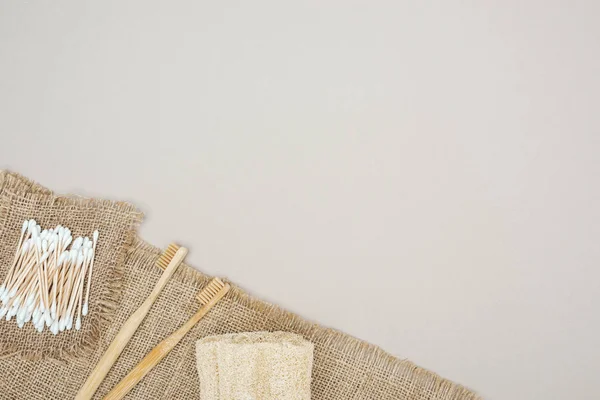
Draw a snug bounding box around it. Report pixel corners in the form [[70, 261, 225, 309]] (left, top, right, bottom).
[[0, 171, 143, 360], [0, 171, 481, 400], [196, 331, 313, 399]]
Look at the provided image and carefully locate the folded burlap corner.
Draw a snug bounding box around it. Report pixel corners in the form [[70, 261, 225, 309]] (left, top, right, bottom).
[[196, 331, 313, 400], [0, 171, 143, 360]]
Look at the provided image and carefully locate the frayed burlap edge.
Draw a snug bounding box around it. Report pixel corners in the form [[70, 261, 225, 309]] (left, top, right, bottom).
[[127, 237, 481, 400], [0, 173, 143, 361], [0, 170, 53, 196]]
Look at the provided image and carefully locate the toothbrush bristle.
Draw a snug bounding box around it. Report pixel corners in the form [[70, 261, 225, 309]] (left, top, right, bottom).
[[156, 243, 180, 270], [196, 278, 227, 306]]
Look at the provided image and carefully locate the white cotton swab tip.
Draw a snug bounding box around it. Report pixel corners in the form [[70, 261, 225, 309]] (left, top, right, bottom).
[[32, 309, 40, 325], [26, 292, 35, 306], [73, 236, 83, 250], [21, 220, 28, 234], [76, 252, 84, 268], [44, 311, 53, 327], [82, 303, 88, 316], [51, 320, 59, 335], [75, 315, 82, 330], [1, 292, 10, 305], [7, 306, 17, 320], [0, 307, 7, 319], [57, 252, 66, 267], [17, 307, 26, 322]]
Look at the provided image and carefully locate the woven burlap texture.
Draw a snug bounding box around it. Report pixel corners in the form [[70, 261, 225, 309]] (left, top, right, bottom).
[[196, 331, 313, 399], [0, 171, 481, 399], [0, 171, 143, 360]]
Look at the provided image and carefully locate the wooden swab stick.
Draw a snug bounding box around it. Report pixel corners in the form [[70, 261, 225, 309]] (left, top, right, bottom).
[[5, 252, 38, 304], [57, 251, 73, 326], [50, 255, 60, 318], [59, 251, 78, 330], [82, 231, 98, 316], [5, 263, 38, 321], [3, 243, 34, 300], [75, 248, 92, 330], [66, 251, 85, 329]]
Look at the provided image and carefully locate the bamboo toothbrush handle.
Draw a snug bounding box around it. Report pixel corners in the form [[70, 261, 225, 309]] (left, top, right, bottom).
[[76, 247, 188, 400], [102, 283, 230, 400]]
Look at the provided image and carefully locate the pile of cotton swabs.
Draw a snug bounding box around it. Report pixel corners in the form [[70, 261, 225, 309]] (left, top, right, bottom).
[[0, 220, 99, 334]]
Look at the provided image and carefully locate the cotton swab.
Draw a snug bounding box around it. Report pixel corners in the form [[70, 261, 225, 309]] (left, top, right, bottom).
[[59, 249, 78, 331], [65, 250, 85, 330], [0, 221, 99, 334], [75, 248, 93, 330], [82, 230, 99, 316]]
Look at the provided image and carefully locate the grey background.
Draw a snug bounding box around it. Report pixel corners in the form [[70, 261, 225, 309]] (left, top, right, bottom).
[[1, 1, 599, 399]]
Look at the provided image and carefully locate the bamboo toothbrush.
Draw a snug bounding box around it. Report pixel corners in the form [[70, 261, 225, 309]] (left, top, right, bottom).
[[75, 244, 188, 400], [102, 278, 230, 400]]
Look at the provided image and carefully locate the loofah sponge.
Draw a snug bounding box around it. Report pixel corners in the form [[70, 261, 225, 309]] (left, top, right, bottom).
[[196, 331, 314, 400]]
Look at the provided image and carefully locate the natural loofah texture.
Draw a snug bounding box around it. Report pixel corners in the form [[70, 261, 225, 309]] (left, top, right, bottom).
[[0, 170, 143, 360], [196, 331, 313, 400]]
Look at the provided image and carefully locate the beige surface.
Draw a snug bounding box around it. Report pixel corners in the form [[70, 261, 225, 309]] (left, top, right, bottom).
[[0, 2, 599, 399]]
